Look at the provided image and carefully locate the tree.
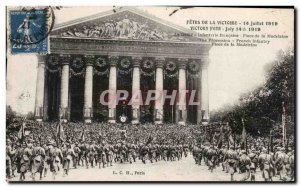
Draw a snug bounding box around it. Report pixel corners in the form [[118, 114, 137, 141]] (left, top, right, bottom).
[[6, 105, 16, 125], [211, 48, 294, 138]]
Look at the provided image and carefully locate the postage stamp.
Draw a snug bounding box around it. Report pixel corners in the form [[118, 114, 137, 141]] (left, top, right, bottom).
[[9, 8, 53, 54]]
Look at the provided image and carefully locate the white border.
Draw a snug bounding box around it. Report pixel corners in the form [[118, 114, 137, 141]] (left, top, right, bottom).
[[1, 1, 298, 187]]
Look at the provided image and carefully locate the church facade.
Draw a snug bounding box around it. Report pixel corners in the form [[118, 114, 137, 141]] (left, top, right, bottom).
[[34, 7, 211, 125]]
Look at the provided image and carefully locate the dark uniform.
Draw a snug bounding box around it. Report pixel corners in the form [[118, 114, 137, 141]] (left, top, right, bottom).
[[259, 148, 274, 181], [239, 150, 251, 181], [31, 143, 46, 180], [140, 145, 149, 164], [225, 146, 238, 181]]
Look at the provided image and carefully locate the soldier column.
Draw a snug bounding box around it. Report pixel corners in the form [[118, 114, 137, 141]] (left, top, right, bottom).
[[177, 58, 188, 125], [131, 56, 142, 124], [83, 55, 94, 123], [201, 58, 210, 124], [108, 56, 118, 124], [154, 57, 165, 124], [34, 54, 46, 121], [59, 54, 71, 123]]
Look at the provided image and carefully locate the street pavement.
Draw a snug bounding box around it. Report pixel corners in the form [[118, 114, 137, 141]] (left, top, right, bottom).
[[9, 154, 285, 182]]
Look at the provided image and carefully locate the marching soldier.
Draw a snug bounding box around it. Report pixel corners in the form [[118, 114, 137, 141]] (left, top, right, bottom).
[[43, 140, 53, 178], [248, 149, 258, 181], [17, 141, 32, 181], [140, 144, 149, 164], [31, 141, 45, 180], [220, 145, 228, 171], [89, 141, 97, 168], [183, 143, 189, 158], [6, 139, 16, 179], [73, 142, 80, 169], [206, 145, 217, 173], [128, 143, 137, 164], [162, 144, 168, 161], [258, 148, 274, 181], [62, 143, 75, 176], [149, 143, 157, 163], [49, 142, 63, 179], [289, 149, 294, 181], [274, 147, 286, 180], [119, 143, 127, 163], [239, 150, 251, 181], [225, 146, 238, 181]]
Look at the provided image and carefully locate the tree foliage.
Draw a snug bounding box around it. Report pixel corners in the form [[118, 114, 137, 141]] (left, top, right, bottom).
[[211, 49, 295, 137]]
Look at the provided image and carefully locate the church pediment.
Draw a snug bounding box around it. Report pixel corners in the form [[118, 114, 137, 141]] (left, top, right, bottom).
[[50, 7, 204, 42]]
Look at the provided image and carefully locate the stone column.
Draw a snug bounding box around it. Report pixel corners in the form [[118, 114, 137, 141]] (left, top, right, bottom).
[[154, 57, 164, 124], [131, 56, 142, 124], [84, 55, 94, 123], [177, 58, 188, 125], [108, 56, 118, 124], [34, 54, 46, 122], [201, 60, 209, 124], [59, 54, 71, 123], [197, 68, 202, 125]]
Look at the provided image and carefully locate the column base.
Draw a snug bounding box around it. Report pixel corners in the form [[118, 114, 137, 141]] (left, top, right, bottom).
[[85, 119, 92, 123], [155, 120, 163, 125], [131, 120, 139, 125], [60, 119, 68, 123], [154, 109, 163, 124], [108, 119, 116, 124], [35, 118, 43, 122], [178, 121, 186, 126]]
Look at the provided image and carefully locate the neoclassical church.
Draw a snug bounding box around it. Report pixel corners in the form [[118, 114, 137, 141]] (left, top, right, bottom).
[[34, 7, 211, 125]]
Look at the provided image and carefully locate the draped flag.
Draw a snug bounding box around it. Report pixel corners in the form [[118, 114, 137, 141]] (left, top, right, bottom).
[[229, 134, 234, 145], [80, 129, 86, 142], [217, 125, 224, 148], [241, 118, 247, 149], [56, 121, 64, 141], [18, 122, 26, 142]]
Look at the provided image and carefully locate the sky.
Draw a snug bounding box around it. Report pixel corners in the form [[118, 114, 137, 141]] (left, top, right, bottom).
[[6, 6, 294, 114]]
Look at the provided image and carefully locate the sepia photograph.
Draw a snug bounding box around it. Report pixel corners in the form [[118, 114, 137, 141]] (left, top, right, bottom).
[[5, 6, 295, 182]]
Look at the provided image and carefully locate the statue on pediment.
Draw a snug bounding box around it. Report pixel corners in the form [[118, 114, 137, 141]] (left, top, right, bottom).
[[60, 16, 187, 41]]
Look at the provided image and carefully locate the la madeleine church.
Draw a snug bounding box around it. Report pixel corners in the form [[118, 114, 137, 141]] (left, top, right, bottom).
[[34, 7, 211, 125]]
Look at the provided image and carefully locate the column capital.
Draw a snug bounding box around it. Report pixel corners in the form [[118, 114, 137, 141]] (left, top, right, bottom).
[[132, 56, 142, 68], [108, 55, 119, 67], [178, 58, 188, 69], [60, 54, 72, 65], [84, 55, 95, 66], [155, 57, 165, 68]]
